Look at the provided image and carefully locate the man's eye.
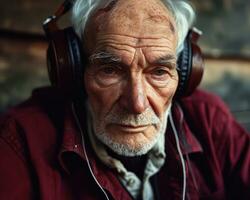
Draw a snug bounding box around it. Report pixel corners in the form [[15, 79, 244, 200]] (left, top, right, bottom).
[[146, 67, 171, 87], [152, 69, 168, 76], [101, 67, 117, 75], [99, 66, 122, 76], [150, 67, 170, 78], [94, 66, 124, 87]]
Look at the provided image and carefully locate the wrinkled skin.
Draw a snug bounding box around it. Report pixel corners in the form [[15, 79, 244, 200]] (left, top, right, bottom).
[[84, 0, 179, 155]]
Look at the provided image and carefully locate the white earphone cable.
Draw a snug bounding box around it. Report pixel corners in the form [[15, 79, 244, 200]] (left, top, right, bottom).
[[71, 103, 110, 200], [169, 110, 187, 200]]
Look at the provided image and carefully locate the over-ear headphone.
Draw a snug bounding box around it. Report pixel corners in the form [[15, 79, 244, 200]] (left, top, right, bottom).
[[43, 0, 204, 99]]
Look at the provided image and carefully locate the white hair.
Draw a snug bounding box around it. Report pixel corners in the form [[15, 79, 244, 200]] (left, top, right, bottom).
[[71, 0, 195, 54]]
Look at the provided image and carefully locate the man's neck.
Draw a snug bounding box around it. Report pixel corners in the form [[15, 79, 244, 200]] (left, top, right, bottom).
[[107, 148, 148, 180]]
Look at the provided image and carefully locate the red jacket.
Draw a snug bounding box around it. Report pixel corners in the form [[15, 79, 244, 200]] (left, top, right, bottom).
[[0, 87, 249, 200]]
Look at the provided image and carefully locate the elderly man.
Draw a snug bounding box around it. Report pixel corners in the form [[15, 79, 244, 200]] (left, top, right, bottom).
[[0, 0, 249, 199]]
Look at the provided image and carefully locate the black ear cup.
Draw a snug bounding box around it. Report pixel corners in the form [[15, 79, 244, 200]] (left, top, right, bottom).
[[65, 27, 85, 89], [175, 29, 204, 98], [46, 27, 84, 98], [176, 35, 192, 97]]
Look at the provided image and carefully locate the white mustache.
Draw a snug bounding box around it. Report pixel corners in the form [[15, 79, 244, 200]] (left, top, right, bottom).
[[104, 107, 160, 126]]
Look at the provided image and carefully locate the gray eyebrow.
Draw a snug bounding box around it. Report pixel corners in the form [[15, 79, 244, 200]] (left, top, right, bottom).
[[89, 51, 122, 64], [152, 55, 178, 70], [89, 51, 179, 70]]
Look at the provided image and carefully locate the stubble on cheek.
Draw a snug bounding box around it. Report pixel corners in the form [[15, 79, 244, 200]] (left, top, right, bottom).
[[88, 103, 170, 156]]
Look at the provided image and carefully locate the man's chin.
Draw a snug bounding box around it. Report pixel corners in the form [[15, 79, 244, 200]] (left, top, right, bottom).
[[104, 140, 156, 157], [95, 130, 160, 157]]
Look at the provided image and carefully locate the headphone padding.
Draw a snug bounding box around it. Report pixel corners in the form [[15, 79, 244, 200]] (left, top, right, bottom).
[[176, 30, 204, 98], [176, 37, 192, 98], [65, 27, 84, 91], [46, 27, 84, 97]]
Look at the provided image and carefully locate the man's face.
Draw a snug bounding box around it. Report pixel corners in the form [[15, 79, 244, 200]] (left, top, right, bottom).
[[84, 0, 179, 156]]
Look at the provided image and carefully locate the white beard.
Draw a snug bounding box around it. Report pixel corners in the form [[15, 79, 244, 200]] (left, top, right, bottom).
[[89, 105, 170, 157]]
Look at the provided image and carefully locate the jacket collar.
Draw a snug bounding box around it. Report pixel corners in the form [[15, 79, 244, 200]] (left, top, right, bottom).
[[171, 102, 203, 155], [58, 104, 86, 174]]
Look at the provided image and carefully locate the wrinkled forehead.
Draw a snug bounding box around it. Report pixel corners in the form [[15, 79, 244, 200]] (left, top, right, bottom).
[[98, 0, 175, 33], [84, 0, 176, 50]]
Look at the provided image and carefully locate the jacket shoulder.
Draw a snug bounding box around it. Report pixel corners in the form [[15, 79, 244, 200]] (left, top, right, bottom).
[[178, 89, 236, 143], [0, 87, 68, 161], [180, 89, 230, 116]]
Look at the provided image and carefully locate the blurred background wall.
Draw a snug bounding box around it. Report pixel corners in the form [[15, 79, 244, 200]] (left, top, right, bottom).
[[0, 0, 249, 130]]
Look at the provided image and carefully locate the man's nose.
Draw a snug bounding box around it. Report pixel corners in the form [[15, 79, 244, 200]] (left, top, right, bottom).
[[119, 76, 149, 114]]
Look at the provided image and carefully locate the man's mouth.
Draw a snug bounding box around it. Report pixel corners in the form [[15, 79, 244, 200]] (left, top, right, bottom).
[[112, 124, 150, 133]]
